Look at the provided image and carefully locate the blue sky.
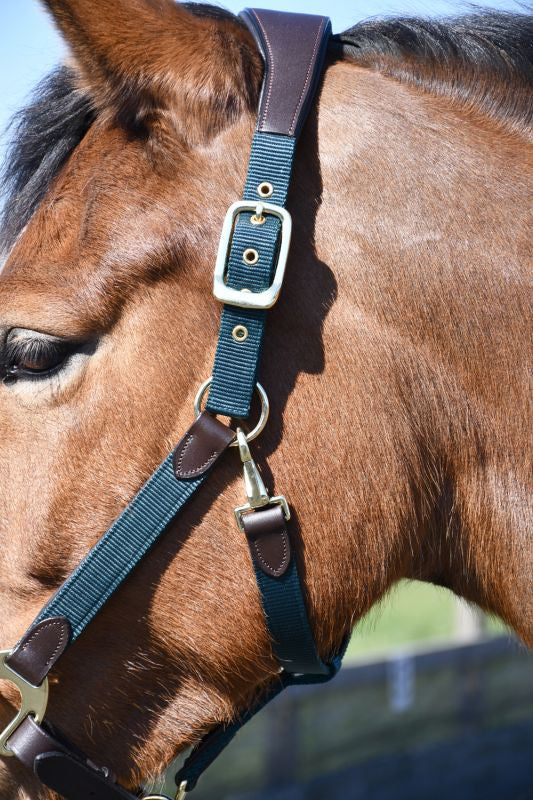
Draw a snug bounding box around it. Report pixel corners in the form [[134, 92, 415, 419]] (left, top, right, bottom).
[[0, 0, 524, 165]]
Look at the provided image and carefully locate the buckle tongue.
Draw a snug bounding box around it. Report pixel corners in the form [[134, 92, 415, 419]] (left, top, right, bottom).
[[0, 649, 49, 757], [234, 428, 290, 531], [213, 200, 292, 309]]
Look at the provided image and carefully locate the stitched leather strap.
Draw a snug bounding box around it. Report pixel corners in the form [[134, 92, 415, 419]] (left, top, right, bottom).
[[173, 412, 236, 480], [6, 617, 71, 686], [240, 9, 332, 137], [243, 504, 291, 578], [8, 717, 137, 800]]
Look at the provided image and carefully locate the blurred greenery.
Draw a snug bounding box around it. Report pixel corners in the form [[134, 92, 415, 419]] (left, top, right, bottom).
[[346, 581, 507, 662]]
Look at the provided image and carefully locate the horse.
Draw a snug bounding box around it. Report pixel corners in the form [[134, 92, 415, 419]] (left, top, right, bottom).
[[0, 1, 531, 797]]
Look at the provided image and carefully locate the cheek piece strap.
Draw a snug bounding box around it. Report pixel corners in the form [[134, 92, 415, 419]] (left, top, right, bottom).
[[0, 10, 346, 800]]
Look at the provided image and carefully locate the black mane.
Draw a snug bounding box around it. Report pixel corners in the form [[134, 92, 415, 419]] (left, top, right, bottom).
[[1, 6, 531, 254], [0, 67, 94, 255], [334, 10, 532, 116], [335, 9, 532, 76]]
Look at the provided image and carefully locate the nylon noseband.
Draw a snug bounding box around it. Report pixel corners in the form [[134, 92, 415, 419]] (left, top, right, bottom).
[[0, 11, 343, 800]]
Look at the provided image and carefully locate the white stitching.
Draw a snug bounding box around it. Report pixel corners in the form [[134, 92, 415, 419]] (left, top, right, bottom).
[[175, 434, 218, 477], [251, 10, 275, 130], [289, 18, 326, 136], [16, 619, 67, 670], [252, 531, 289, 576]]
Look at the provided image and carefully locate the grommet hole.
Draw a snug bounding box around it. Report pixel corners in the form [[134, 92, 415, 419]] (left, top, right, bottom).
[[257, 182, 274, 198], [232, 325, 249, 343], [243, 248, 259, 265]]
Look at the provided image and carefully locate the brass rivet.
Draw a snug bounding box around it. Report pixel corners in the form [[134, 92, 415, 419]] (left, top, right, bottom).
[[257, 181, 274, 199], [250, 214, 266, 226], [232, 325, 249, 342], [243, 248, 259, 265]]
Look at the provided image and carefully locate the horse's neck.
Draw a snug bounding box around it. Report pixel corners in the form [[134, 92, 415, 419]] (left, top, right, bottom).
[[284, 60, 532, 644]]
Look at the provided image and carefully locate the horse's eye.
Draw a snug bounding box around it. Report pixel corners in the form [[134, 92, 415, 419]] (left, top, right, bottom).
[[1, 334, 76, 381]]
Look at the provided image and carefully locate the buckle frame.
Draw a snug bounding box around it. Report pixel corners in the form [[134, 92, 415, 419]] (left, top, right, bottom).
[[213, 201, 292, 309], [0, 649, 49, 757]]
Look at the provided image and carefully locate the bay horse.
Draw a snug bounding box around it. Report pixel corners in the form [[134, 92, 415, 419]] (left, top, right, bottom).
[[0, 1, 531, 797]]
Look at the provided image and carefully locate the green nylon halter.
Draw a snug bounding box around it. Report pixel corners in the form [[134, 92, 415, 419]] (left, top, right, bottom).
[[2, 9, 344, 800]]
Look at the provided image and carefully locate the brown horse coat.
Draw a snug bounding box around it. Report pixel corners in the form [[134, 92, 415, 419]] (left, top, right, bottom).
[[0, 2, 531, 796]]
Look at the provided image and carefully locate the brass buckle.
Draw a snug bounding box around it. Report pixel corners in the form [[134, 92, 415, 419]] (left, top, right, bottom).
[[234, 428, 290, 532], [0, 649, 49, 757], [213, 200, 292, 309]]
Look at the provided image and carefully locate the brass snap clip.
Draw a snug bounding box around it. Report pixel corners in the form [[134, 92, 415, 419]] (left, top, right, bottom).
[[234, 428, 290, 532]]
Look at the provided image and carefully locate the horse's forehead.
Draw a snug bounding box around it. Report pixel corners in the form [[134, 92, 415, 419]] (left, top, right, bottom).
[[0, 126, 185, 330]]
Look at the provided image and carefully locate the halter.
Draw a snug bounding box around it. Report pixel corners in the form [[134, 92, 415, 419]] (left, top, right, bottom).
[[0, 10, 343, 799]]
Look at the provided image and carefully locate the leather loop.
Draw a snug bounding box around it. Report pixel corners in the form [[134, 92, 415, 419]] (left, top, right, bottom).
[[35, 753, 136, 800], [173, 411, 236, 480], [6, 617, 71, 686], [242, 505, 291, 577], [8, 717, 136, 800], [7, 716, 65, 771], [240, 9, 332, 137]]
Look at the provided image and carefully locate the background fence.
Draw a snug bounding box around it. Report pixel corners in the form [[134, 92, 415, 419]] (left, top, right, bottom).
[[190, 635, 532, 800]]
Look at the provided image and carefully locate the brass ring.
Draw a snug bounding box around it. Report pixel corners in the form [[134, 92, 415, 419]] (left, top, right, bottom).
[[194, 378, 269, 445]]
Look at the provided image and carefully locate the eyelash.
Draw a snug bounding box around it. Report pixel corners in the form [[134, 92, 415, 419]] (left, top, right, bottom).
[[1, 338, 74, 383]]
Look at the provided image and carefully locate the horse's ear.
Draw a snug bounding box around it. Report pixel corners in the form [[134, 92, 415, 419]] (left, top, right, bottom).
[[41, 0, 262, 144]]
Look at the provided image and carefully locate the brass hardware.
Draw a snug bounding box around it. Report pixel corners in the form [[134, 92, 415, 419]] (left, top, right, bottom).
[[257, 181, 274, 198], [232, 325, 249, 343], [250, 203, 266, 225], [232, 325, 248, 342], [0, 650, 49, 757], [194, 379, 269, 445], [234, 428, 290, 532], [213, 200, 292, 309], [243, 248, 259, 265]]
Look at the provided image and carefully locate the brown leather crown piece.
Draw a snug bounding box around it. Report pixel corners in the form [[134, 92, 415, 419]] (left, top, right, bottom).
[[240, 8, 332, 137]]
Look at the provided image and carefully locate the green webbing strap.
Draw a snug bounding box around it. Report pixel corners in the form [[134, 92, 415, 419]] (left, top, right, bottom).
[[176, 642, 347, 791], [206, 132, 296, 419], [253, 559, 330, 675], [34, 455, 205, 640]]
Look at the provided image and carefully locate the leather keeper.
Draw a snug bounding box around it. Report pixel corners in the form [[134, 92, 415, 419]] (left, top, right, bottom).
[[242, 505, 291, 578], [240, 8, 332, 138], [35, 752, 137, 800], [173, 411, 236, 480], [6, 616, 71, 686], [8, 716, 136, 800]]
